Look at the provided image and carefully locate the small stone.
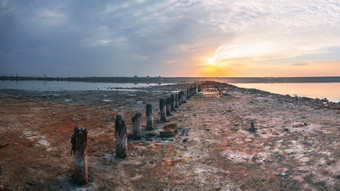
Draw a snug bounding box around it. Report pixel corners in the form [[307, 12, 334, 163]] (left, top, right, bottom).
[[160, 129, 176, 138], [164, 122, 178, 133]]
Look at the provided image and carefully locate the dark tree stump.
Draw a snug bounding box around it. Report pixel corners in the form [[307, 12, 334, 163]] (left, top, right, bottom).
[[132, 112, 142, 140], [181, 91, 187, 103], [178, 92, 182, 105], [170, 94, 175, 111], [166, 97, 171, 116], [175, 93, 179, 108], [249, 121, 255, 132], [198, 84, 202, 92], [159, 98, 166, 122], [71, 126, 88, 185], [115, 114, 128, 158], [146, 104, 154, 130]]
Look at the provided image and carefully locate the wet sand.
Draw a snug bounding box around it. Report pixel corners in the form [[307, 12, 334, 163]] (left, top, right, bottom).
[[0, 81, 339, 190]]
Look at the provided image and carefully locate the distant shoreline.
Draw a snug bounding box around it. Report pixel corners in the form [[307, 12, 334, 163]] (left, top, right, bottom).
[[1, 76, 340, 83]]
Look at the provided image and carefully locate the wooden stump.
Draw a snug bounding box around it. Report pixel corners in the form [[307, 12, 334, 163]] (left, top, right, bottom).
[[71, 126, 88, 185], [132, 112, 142, 140], [198, 84, 202, 92], [175, 93, 179, 108], [115, 114, 128, 158], [170, 94, 175, 111], [181, 91, 186, 103], [249, 121, 255, 132], [146, 104, 154, 130], [166, 97, 171, 116], [159, 98, 167, 122]]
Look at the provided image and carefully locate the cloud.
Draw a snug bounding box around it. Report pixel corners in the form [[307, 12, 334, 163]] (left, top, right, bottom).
[[35, 8, 67, 26], [1, 0, 340, 77], [292, 63, 307, 66], [202, 0, 340, 67]]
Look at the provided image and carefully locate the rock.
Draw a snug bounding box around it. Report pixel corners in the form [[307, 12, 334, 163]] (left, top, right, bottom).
[[160, 129, 176, 138], [164, 122, 178, 133]]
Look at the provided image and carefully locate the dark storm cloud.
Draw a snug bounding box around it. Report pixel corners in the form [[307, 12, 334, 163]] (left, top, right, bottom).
[[0, 0, 222, 77]]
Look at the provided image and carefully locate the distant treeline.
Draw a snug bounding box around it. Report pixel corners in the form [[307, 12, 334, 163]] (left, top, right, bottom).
[[1, 76, 340, 83]]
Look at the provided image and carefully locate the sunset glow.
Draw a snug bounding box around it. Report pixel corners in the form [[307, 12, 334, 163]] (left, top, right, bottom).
[[1, 0, 340, 77]]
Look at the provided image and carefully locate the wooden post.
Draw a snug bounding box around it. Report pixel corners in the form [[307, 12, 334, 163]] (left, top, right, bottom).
[[71, 126, 88, 185], [166, 97, 171, 116], [170, 94, 175, 111], [115, 114, 128, 158], [159, 98, 166, 122], [178, 92, 182, 106], [175, 93, 179, 108], [249, 121, 255, 132], [183, 91, 187, 103], [132, 113, 142, 140], [186, 88, 190, 99], [146, 104, 154, 130]]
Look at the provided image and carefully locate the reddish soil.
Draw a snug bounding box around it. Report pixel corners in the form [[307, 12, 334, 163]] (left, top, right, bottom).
[[0, 82, 339, 190]]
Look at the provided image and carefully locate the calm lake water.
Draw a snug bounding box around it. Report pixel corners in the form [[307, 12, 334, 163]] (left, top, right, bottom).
[[1, 80, 339, 102], [0, 80, 166, 91], [231, 83, 340, 102]]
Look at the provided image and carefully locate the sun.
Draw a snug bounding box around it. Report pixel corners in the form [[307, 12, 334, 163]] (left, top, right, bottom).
[[207, 56, 217, 66], [206, 55, 226, 67]]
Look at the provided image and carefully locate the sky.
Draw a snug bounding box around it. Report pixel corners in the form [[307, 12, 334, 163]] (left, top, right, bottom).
[[1, 0, 340, 77]]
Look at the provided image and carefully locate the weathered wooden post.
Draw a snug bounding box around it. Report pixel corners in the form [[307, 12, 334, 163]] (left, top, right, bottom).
[[115, 114, 128, 158], [146, 104, 154, 130], [178, 92, 182, 106], [166, 96, 171, 116], [71, 126, 88, 185], [198, 84, 202, 92], [249, 121, 255, 132], [159, 98, 166, 122], [181, 91, 186, 103], [186, 88, 190, 99], [170, 94, 175, 111], [132, 112, 142, 140], [175, 93, 179, 108]]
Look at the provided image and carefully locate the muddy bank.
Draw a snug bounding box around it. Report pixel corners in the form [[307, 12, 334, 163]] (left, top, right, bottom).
[[0, 82, 339, 190]]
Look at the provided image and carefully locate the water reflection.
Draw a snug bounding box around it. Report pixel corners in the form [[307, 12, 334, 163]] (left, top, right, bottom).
[[0, 81, 168, 91], [231, 83, 340, 102]]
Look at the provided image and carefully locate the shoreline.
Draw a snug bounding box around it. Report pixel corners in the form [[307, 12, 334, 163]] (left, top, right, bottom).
[[1, 81, 339, 110], [0, 81, 339, 190]]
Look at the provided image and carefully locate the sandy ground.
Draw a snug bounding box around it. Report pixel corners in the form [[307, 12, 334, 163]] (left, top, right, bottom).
[[0, 82, 339, 191]]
